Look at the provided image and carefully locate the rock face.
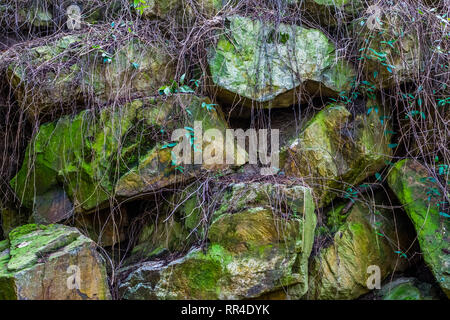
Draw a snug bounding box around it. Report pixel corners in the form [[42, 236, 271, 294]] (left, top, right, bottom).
[[11, 95, 243, 221], [387, 159, 450, 298], [6, 35, 175, 119], [208, 15, 355, 108], [0, 1, 121, 31], [0, 224, 111, 300], [358, 2, 421, 88], [119, 182, 316, 299], [307, 197, 412, 300], [283, 100, 392, 207], [130, 184, 204, 261]]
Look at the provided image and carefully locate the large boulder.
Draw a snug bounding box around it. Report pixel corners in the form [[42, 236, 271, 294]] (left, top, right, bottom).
[[119, 182, 316, 299], [11, 95, 244, 222], [5, 34, 175, 119], [283, 100, 392, 207], [307, 197, 413, 300], [387, 159, 450, 298], [357, 2, 421, 88], [0, 224, 111, 300], [208, 15, 355, 108]]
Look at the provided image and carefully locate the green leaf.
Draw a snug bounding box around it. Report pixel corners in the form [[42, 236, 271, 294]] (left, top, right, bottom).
[[440, 212, 450, 218], [179, 73, 186, 85], [160, 142, 178, 149], [164, 87, 172, 96], [179, 85, 195, 93]]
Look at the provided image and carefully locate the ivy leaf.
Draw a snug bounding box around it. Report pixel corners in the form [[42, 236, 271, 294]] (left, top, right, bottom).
[[375, 173, 382, 181], [179, 73, 186, 85], [179, 85, 195, 93], [160, 142, 178, 149]]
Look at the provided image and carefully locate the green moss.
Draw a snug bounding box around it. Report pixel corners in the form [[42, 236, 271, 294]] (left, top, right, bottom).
[[12, 95, 230, 216], [388, 159, 449, 297], [7, 224, 80, 272], [284, 101, 390, 207], [383, 283, 423, 300], [0, 240, 9, 253], [208, 15, 354, 108], [175, 244, 233, 298]]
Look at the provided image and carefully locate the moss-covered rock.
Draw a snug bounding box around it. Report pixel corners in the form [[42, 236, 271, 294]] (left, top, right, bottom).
[[0, 224, 111, 300], [387, 159, 450, 298], [307, 197, 413, 300], [283, 100, 392, 207], [376, 278, 440, 300], [120, 182, 316, 299], [208, 15, 355, 108], [6, 34, 175, 119], [11, 95, 244, 222], [0, 1, 122, 32], [356, 2, 421, 88]]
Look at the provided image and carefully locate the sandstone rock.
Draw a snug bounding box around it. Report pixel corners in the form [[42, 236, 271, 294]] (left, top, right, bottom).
[[11, 95, 244, 220], [0, 224, 111, 300], [357, 2, 421, 88], [0, 1, 121, 32], [208, 15, 355, 108], [387, 159, 450, 298], [130, 184, 204, 261], [283, 100, 392, 207], [6, 34, 175, 119], [120, 182, 316, 299], [307, 197, 413, 300]]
